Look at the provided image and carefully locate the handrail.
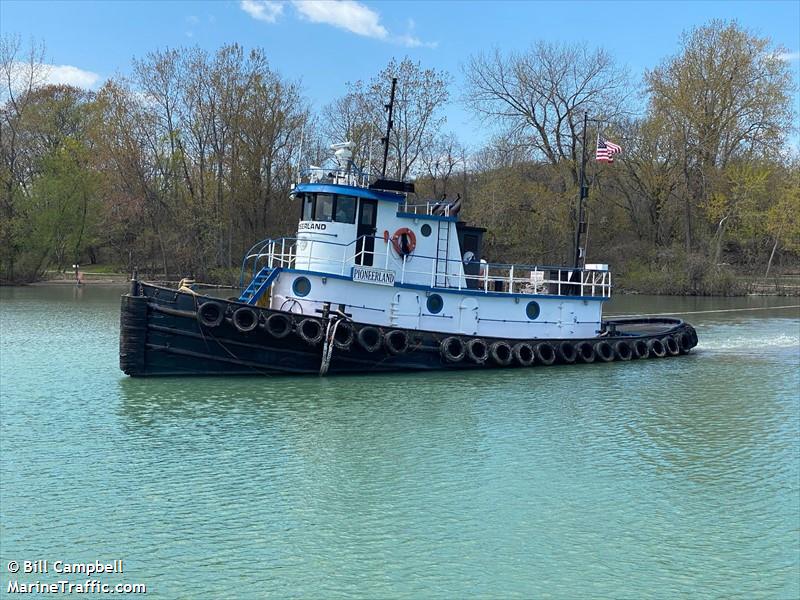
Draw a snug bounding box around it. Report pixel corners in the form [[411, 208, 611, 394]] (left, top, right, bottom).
[[240, 235, 612, 298], [297, 165, 374, 189], [400, 201, 452, 217]]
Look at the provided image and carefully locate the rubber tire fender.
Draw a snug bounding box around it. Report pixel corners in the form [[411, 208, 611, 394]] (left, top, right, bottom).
[[677, 331, 693, 354], [663, 336, 680, 356], [232, 306, 259, 333], [512, 342, 535, 367], [357, 326, 383, 352], [489, 341, 513, 366], [613, 340, 633, 361], [648, 338, 666, 358], [576, 341, 595, 363], [594, 340, 615, 362], [332, 321, 354, 350], [385, 330, 409, 355], [441, 336, 466, 362], [298, 318, 324, 345], [466, 339, 489, 364], [535, 342, 556, 366], [197, 301, 225, 328], [632, 339, 648, 359], [264, 313, 292, 338], [556, 341, 577, 364]]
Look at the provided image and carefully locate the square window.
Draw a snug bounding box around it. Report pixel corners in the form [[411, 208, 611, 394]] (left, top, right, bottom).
[[314, 194, 334, 222]]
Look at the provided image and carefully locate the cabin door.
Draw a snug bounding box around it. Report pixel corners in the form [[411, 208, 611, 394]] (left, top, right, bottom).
[[459, 297, 479, 335], [356, 200, 378, 266], [391, 293, 420, 329]]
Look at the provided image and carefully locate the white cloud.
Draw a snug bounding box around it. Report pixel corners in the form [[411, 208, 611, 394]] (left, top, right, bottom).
[[240, 0, 435, 48], [766, 50, 800, 62], [776, 51, 800, 61], [44, 64, 101, 89], [240, 0, 284, 23], [394, 18, 437, 49], [394, 33, 437, 49], [292, 0, 387, 39]]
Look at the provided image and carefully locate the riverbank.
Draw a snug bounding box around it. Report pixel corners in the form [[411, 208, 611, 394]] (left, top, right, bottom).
[[3, 261, 799, 296], [9, 274, 798, 296]]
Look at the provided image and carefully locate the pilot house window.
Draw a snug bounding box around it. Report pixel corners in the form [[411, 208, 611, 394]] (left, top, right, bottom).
[[334, 196, 357, 224], [300, 193, 357, 224], [301, 195, 314, 221], [314, 194, 334, 222]]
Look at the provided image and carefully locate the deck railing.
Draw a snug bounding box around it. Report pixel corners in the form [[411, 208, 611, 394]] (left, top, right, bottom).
[[296, 166, 372, 189], [399, 200, 455, 217], [241, 236, 611, 298]]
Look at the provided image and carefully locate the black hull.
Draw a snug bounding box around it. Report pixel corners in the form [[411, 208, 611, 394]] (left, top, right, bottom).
[[120, 282, 699, 377]]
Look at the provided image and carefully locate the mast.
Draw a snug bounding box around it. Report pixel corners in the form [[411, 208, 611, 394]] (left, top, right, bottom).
[[381, 77, 397, 178], [573, 111, 589, 269]]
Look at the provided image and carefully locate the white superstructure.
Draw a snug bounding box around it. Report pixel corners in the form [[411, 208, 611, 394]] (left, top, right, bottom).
[[239, 163, 611, 340]]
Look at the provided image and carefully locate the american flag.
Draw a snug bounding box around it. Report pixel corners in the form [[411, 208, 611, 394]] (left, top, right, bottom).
[[596, 135, 622, 163]]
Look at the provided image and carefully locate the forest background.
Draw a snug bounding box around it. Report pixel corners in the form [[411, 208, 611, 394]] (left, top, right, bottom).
[[1, 20, 797, 294]]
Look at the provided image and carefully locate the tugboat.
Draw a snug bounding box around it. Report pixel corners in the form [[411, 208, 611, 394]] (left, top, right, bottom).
[[119, 88, 698, 376]]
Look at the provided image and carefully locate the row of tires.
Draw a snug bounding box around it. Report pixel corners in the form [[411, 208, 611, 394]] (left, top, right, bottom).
[[196, 300, 697, 366], [196, 301, 410, 354], [439, 330, 696, 366]]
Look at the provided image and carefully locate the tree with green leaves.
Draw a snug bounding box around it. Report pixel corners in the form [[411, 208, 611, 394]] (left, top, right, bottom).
[[645, 20, 795, 253]]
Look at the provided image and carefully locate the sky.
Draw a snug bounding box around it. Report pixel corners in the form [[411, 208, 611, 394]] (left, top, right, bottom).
[[2, 0, 798, 149]]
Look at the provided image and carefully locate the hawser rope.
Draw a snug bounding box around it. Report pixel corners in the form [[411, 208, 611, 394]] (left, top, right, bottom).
[[319, 310, 351, 376], [608, 305, 800, 319]]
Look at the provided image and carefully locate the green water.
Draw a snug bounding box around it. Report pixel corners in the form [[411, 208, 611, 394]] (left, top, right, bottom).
[[1, 285, 798, 599]]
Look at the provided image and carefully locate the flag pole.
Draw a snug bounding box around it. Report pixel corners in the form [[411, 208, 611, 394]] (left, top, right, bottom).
[[573, 111, 589, 269]]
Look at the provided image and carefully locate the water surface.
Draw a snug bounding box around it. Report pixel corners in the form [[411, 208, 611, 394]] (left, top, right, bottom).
[[1, 286, 798, 598]]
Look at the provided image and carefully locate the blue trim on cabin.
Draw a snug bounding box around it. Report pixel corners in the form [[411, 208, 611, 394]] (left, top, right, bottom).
[[282, 268, 354, 282], [395, 211, 457, 222], [292, 183, 405, 203], [394, 281, 608, 302], [280, 267, 609, 302]]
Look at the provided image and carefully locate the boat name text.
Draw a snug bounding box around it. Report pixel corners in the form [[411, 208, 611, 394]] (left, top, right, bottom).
[[352, 267, 396, 286], [298, 222, 327, 231]]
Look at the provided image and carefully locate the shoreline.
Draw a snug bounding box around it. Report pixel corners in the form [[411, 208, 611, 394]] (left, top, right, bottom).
[[2, 279, 796, 297]]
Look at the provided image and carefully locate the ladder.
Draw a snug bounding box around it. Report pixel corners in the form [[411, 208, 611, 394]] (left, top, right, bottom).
[[434, 220, 450, 287], [238, 267, 279, 305]]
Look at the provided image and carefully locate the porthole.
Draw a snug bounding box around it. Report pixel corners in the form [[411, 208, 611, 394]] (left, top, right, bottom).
[[292, 276, 311, 297], [421, 223, 432, 237], [525, 300, 540, 320], [426, 293, 443, 314]]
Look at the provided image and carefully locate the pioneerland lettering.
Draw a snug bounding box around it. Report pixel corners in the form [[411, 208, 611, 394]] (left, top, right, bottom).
[[352, 267, 396, 286]]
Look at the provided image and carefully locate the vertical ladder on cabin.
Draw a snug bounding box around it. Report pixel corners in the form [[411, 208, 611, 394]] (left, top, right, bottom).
[[434, 220, 450, 287]]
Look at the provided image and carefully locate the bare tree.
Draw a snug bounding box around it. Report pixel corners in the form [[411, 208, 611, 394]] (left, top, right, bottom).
[[418, 132, 466, 199], [320, 91, 377, 170], [464, 42, 629, 185], [325, 58, 451, 180]]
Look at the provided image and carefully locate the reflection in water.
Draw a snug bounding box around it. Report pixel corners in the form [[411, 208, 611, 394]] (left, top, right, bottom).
[[1, 287, 798, 598]]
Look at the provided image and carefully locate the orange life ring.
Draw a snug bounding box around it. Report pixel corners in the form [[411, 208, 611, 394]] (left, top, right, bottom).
[[391, 228, 417, 256]]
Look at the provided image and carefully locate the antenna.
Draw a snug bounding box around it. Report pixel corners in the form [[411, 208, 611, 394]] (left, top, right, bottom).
[[381, 77, 397, 178], [296, 122, 305, 185], [367, 132, 373, 181]]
